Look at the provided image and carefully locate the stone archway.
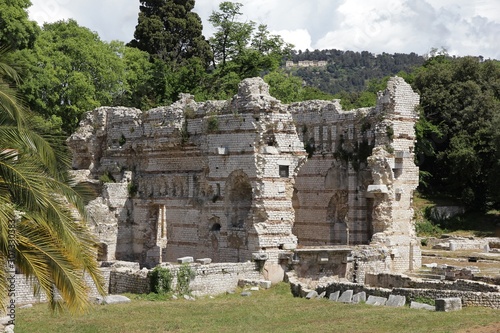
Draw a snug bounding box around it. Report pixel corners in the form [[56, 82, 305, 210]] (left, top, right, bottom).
[[327, 190, 349, 244], [225, 170, 253, 229]]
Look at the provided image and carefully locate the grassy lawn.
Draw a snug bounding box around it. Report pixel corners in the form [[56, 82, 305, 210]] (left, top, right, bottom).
[[15, 283, 500, 333]]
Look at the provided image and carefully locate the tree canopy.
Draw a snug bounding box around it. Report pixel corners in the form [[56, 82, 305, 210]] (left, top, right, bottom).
[[0, 0, 39, 50], [412, 56, 500, 209], [13, 20, 127, 133], [128, 0, 212, 67]]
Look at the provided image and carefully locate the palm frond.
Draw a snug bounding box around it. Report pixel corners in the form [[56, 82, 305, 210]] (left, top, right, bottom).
[[0, 49, 105, 314]]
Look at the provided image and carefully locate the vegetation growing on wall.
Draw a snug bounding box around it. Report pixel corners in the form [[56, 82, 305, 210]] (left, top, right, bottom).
[[149, 266, 173, 294], [176, 264, 195, 295]]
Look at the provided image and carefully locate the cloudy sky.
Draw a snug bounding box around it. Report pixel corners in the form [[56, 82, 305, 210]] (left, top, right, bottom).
[[28, 0, 500, 59]]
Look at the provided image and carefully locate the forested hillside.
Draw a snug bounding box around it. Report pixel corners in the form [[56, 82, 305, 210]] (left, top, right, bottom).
[[287, 49, 425, 94]]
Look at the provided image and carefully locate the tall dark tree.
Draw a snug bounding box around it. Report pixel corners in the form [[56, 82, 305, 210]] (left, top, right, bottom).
[[413, 56, 500, 209], [0, 0, 40, 50], [129, 0, 212, 67]]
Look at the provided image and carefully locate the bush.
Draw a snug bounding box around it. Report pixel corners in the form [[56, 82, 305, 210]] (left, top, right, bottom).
[[176, 264, 195, 295], [415, 220, 444, 237], [149, 266, 173, 294], [207, 115, 219, 133], [99, 171, 115, 183]]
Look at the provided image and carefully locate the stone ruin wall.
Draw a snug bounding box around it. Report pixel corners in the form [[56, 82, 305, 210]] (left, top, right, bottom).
[[68, 76, 421, 279], [290, 77, 421, 274]]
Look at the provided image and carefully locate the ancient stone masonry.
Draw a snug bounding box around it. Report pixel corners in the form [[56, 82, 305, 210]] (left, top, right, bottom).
[[68, 76, 421, 279]]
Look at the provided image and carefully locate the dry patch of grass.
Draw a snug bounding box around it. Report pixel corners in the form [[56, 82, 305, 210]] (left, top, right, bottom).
[[15, 283, 500, 333]]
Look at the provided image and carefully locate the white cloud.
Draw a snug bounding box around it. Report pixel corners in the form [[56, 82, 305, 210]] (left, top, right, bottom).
[[272, 29, 312, 51], [27, 0, 500, 59]]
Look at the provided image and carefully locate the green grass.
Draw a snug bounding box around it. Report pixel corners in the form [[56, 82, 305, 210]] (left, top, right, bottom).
[[15, 283, 500, 333]]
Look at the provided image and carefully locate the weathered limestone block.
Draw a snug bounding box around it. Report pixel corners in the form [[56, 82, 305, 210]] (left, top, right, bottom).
[[177, 257, 194, 264], [259, 280, 272, 289], [305, 290, 318, 299], [352, 291, 367, 303], [435, 298, 462, 312], [366, 295, 387, 306], [196, 258, 212, 265], [410, 301, 435, 311], [386, 294, 406, 307], [328, 291, 340, 302], [338, 290, 353, 303]]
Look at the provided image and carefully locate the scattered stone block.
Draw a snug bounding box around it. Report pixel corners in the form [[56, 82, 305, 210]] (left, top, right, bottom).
[[386, 295, 406, 307], [183, 295, 195, 301], [410, 301, 435, 311], [317, 291, 326, 299], [103, 295, 131, 305], [366, 295, 387, 306], [435, 298, 462, 312], [241, 291, 252, 297], [338, 290, 353, 303], [19, 304, 33, 309], [110, 260, 140, 270], [196, 258, 212, 265], [282, 243, 296, 250], [0, 317, 11, 326], [238, 279, 258, 288], [305, 290, 318, 299], [259, 280, 272, 289], [352, 292, 366, 304], [252, 253, 268, 261], [367, 184, 389, 194], [423, 263, 437, 268], [250, 286, 259, 291], [177, 256, 194, 264], [328, 291, 340, 302]]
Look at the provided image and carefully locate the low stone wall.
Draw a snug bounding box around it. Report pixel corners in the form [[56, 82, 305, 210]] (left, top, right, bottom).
[[288, 272, 500, 309], [108, 261, 263, 296], [109, 268, 150, 294], [14, 269, 111, 305], [10, 261, 262, 308], [365, 273, 499, 292]]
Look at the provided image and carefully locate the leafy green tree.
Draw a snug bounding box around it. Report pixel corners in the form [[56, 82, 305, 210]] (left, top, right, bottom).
[[13, 20, 126, 133], [264, 70, 334, 103], [209, 3, 291, 74], [206, 2, 292, 99], [109, 41, 158, 110], [129, 0, 212, 67], [0, 50, 104, 313], [209, 2, 253, 69], [264, 70, 303, 103], [0, 0, 39, 50], [413, 56, 500, 209]]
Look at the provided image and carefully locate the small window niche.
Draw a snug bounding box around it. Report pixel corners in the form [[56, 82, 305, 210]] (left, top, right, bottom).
[[210, 223, 221, 232], [279, 165, 289, 178]]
